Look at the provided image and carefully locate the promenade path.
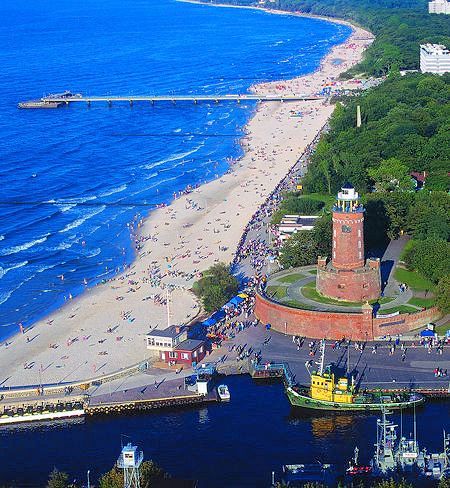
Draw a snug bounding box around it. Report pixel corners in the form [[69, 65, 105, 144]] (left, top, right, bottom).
[[206, 324, 450, 391]]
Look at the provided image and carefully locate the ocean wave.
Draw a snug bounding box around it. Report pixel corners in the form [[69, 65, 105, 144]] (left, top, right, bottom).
[[0, 235, 49, 256], [36, 262, 58, 273], [99, 183, 127, 198], [56, 195, 97, 205], [143, 144, 204, 170], [57, 203, 77, 213], [85, 248, 101, 258], [58, 205, 106, 233], [0, 235, 4, 241], [0, 261, 28, 279], [144, 171, 159, 180], [0, 290, 12, 306]]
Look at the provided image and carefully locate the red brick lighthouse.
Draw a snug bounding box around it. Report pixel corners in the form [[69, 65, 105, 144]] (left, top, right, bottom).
[[316, 183, 381, 302]]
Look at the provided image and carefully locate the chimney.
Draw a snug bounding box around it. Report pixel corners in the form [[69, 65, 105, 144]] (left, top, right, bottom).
[[175, 326, 180, 334]]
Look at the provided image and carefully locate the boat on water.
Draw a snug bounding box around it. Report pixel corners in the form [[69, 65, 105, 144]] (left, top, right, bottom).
[[372, 407, 450, 480], [280, 463, 338, 487], [217, 384, 230, 402], [286, 341, 424, 411], [0, 402, 85, 425], [18, 91, 82, 109]]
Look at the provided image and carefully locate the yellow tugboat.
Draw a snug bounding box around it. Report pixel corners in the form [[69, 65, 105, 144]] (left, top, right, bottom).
[[286, 341, 424, 411]]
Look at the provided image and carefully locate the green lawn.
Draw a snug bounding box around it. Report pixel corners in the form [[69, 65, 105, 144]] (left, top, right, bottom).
[[435, 322, 450, 337], [400, 239, 416, 261], [378, 296, 395, 305], [302, 281, 362, 307], [278, 273, 305, 284], [394, 267, 435, 292], [407, 297, 436, 308], [299, 193, 335, 209], [266, 285, 287, 300], [308, 269, 318, 275], [378, 305, 418, 315]]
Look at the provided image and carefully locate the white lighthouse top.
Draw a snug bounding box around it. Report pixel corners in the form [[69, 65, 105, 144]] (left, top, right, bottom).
[[337, 183, 359, 201], [334, 183, 363, 213]]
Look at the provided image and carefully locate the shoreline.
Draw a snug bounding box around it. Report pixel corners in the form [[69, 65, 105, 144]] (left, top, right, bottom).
[[0, 4, 373, 388]]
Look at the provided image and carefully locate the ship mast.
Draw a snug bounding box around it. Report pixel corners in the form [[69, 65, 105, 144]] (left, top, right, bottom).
[[319, 339, 325, 375]]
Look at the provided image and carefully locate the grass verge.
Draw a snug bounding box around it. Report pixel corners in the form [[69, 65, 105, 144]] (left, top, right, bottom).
[[266, 285, 287, 300], [394, 267, 435, 292], [278, 273, 305, 284]]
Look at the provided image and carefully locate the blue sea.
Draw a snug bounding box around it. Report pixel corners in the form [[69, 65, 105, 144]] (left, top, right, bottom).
[[0, 0, 350, 340]]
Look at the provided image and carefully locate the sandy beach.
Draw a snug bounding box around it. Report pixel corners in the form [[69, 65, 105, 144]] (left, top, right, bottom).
[[0, 6, 373, 388]]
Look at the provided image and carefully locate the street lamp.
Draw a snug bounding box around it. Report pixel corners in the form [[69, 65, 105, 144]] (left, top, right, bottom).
[[87, 470, 90, 488]]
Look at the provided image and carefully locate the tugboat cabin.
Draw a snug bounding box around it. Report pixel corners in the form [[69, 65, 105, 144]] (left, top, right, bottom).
[[310, 368, 354, 404]]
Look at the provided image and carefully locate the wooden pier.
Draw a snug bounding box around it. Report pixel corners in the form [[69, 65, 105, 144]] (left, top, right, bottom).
[[19, 93, 325, 109]]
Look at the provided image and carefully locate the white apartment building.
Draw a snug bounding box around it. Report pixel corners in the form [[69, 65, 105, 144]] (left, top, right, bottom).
[[420, 44, 450, 75], [428, 0, 450, 14]]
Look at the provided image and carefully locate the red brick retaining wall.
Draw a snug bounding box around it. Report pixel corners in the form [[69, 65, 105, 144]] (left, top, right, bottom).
[[254, 293, 441, 340]]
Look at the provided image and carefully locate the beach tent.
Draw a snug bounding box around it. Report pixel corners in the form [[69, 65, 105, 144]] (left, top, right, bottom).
[[420, 329, 435, 337], [229, 295, 244, 307], [201, 310, 226, 327]]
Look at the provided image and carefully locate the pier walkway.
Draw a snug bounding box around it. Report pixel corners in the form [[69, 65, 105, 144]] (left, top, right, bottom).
[[21, 93, 325, 108]]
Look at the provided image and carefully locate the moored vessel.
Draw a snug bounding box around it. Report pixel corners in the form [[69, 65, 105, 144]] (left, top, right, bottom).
[[217, 384, 230, 401], [286, 341, 424, 411], [18, 90, 81, 109], [0, 402, 84, 425]]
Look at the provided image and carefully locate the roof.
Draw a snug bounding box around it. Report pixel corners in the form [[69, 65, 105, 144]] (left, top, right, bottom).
[[342, 182, 354, 189], [147, 325, 187, 338], [410, 171, 427, 183], [175, 339, 204, 351]]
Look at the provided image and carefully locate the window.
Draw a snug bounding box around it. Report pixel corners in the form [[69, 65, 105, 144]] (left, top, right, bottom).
[[358, 229, 361, 237], [169, 351, 177, 359], [333, 240, 336, 248], [363, 283, 368, 289], [333, 251, 336, 259], [338, 284, 345, 289], [148, 338, 155, 346], [358, 240, 361, 249], [181, 353, 189, 360], [359, 251, 362, 259], [193, 350, 197, 358]]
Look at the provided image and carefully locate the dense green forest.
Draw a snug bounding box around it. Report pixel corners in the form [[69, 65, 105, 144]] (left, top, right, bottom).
[[303, 73, 450, 194], [203, 0, 450, 76]]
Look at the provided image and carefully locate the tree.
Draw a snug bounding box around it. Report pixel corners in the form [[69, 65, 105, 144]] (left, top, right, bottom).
[[279, 231, 317, 269], [47, 468, 69, 488], [99, 461, 165, 488], [193, 263, 239, 312], [311, 214, 332, 257], [408, 191, 450, 241], [368, 158, 414, 193], [403, 238, 450, 283], [374, 479, 413, 488], [436, 276, 450, 315]]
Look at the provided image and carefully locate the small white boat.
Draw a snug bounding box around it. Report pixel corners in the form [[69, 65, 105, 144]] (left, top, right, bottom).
[[217, 384, 230, 402]]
